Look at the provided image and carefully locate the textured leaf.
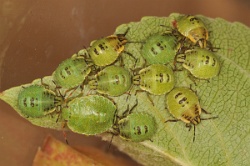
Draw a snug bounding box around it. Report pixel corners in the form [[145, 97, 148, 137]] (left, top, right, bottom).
[[0, 13, 249, 166]]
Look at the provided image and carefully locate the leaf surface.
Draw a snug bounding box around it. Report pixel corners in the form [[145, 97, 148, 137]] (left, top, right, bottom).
[[1, 13, 249, 166]]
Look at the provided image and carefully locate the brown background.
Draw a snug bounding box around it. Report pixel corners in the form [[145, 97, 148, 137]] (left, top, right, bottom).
[[0, 0, 249, 165]]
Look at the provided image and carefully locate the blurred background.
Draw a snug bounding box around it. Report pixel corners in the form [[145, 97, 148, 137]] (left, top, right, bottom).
[[0, 0, 249, 165]]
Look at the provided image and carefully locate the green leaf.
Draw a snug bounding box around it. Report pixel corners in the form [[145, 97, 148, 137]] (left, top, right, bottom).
[[1, 13, 249, 166]]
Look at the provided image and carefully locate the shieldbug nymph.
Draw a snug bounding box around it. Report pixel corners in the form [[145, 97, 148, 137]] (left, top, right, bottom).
[[88, 65, 132, 96], [165, 87, 218, 141], [112, 101, 157, 142], [88, 33, 128, 67], [175, 48, 220, 80], [141, 33, 178, 64], [62, 95, 116, 135], [116, 113, 156, 142], [53, 56, 91, 89], [175, 15, 209, 48], [133, 64, 175, 95], [18, 85, 63, 118]]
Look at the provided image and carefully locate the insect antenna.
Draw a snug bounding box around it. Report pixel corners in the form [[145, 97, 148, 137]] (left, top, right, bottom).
[[200, 116, 218, 121], [108, 134, 115, 152], [164, 119, 180, 123], [193, 125, 196, 142], [61, 122, 69, 145]]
